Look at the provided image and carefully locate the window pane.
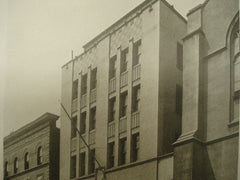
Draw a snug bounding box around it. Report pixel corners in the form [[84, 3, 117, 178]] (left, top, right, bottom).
[[88, 149, 95, 174], [81, 74, 87, 95], [71, 116, 77, 138], [133, 40, 141, 66], [235, 57, 240, 91], [72, 80, 78, 100], [70, 156, 76, 178], [38, 147, 43, 165], [234, 97, 239, 120], [80, 112, 86, 134], [234, 32, 239, 56], [91, 68, 97, 89], [121, 48, 128, 73], [79, 152, 86, 176]]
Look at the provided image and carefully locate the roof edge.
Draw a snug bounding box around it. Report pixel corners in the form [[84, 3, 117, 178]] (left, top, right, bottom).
[[4, 112, 59, 142], [187, 0, 209, 16]]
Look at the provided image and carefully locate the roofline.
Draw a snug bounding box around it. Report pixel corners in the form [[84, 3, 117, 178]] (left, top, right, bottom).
[[62, 0, 187, 68], [161, 0, 187, 23], [82, 0, 157, 51], [187, 0, 209, 16], [83, 0, 186, 51], [4, 112, 59, 143]]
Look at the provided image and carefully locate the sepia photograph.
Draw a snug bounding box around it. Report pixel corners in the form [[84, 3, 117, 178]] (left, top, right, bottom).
[[1, 0, 239, 179]]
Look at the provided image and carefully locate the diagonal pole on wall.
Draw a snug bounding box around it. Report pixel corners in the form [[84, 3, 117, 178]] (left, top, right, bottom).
[[60, 102, 106, 179]]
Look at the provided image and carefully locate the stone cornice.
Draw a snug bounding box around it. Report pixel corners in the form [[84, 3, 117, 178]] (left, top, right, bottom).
[[183, 28, 205, 41], [4, 113, 59, 146], [82, 0, 156, 52], [187, 0, 209, 17], [62, 0, 187, 69]]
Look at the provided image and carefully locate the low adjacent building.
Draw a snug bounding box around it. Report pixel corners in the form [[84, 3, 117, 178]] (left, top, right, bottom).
[[3, 113, 60, 180]]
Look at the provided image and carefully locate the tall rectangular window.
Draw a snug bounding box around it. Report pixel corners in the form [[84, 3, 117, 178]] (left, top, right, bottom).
[[234, 94, 239, 120], [81, 74, 87, 95], [70, 155, 76, 178], [118, 138, 127, 165], [14, 158, 18, 174], [132, 85, 140, 112], [176, 84, 183, 116], [131, 133, 139, 162], [24, 153, 29, 170], [71, 116, 77, 138], [80, 112, 86, 135], [72, 79, 78, 100], [120, 92, 128, 118], [109, 55, 117, 79], [4, 162, 8, 177], [133, 40, 141, 66], [107, 142, 115, 168], [121, 48, 128, 73], [79, 152, 85, 177], [233, 57, 240, 121], [91, 68, 97, 90], [89, 107, 96, 131], [88, 149, 95, 174], [177, 42, 183, 70], [109, 97, 116, 122]]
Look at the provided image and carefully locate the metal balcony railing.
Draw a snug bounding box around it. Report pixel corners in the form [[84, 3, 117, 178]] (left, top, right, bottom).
[[132, 64, 141, 81], [72, 98, 78, 112], [120, 71, 128, 87], [79, 134, 86, 149], [71, 138, 77, 151], [119, 117, 127, 133], [90, 88, 97, 103], [131, 111, 140, 129], [109, 77, 116, 93], [108, 121, 115, 138], [81, 94, 87, 108], [89, 130, 96, 145]]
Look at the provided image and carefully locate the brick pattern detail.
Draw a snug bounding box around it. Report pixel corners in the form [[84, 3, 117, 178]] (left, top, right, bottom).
[[110, 16, 142, 57]]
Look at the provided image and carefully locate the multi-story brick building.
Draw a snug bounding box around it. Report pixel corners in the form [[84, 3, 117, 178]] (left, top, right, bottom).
[[60, 0, 240, 179], [60, 0, 186, 179], [3, 113, 60, 180]]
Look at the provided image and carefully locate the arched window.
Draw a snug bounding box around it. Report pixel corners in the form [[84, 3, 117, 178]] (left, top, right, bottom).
[[24, 152, 29, 170], [233, 56, 240, 121], [14, 157, 18, 174], [230, 20, 240, 123], [4, 161, 8, 177], [37, 146, 43, 165]]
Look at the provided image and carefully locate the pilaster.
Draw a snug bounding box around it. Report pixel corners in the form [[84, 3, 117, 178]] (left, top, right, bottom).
[[85, 66, 92, 175], [76, 71, 82, 177], [173, 6, 206, 180], [114, 46, 121, 166], [126, 39, 134, 163]]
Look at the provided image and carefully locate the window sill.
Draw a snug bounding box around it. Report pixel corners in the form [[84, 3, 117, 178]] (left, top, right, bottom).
[[80, 132, 86, 136], [90, 129, 96, 133], [228, 120, 239, 128]]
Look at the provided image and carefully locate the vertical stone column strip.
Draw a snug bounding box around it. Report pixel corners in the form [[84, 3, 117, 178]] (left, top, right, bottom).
[[85, 66, 92, 175], [76, 71, 82, 177], [173, 7, 206, 180], [238, 8, 240, 180], [70, 61, 75, 178], [126, 38, 134, 163], [114, 46, 121, 166]]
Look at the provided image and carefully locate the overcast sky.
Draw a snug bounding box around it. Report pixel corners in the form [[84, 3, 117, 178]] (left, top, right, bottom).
[[2, 0, 205, 136]]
